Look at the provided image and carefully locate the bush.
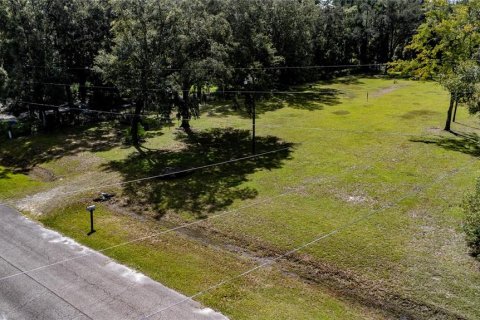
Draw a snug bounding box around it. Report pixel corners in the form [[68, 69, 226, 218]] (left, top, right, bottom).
[[463, 179, 480, 258], [141, 117, 163, 131]]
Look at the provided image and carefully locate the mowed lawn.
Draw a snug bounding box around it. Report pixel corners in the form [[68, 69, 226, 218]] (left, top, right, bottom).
[[2, 76, 480, 319]]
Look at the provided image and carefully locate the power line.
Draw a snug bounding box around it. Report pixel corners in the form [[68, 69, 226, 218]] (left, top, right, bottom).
[[0, 153, 359, 286], [0, 84, 344, 118], [0, 184, 301, 283], [63, 146, 293, 197], [0, 98, 150, 117], [0, 97, 433, 138], [0, 131, 464, 315], [0, 132, 317, 282], [1, 112, 430, 207], [0, 166, 344, 319], [11, 80, 121, 91], [0, 255, 94, 320], [3, 63, 387, 72], [3, 120, 430, 210], [0, 146, 293, 210], [0, 99, 63, 109], [3, 78, 348, 94], [140, 160, 471, 319], [259, 124, 423, 137]]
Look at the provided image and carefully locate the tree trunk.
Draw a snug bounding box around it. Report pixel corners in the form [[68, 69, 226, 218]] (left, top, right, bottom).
[[180, 118, 190, 131], [40, 109, 47, 129], [180, 87, 191, 132], [131, 100, 143, 146], [78, 71, 88, 104], [196, 85, 202, 100], [65, 85, 74, 107], [444, 95, 455, 132], [453, 99, 459, 122]]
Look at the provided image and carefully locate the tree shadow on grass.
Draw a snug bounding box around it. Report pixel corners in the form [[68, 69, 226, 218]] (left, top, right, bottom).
[[101, 128, 293, 219], [205, 88, 341, 119], [0, 167, 12, 179], [454, 122, 480, 131], [259, 88, 341, 113], [410, 132, 480, 157], [315, 75, 365, 86], [0, 122, 162, 171]]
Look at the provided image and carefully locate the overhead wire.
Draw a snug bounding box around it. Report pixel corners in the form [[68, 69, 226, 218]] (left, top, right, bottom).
[[0, 127, 364, 282], [0, 83, 353, 95], [0, 96, 435, 139], [0, 156, 358, 319], [0, 134, 379, 285], [140, 159, 473, 319], [0, 166, 313, 283], [1, 63, 387, 72], [0, 63, 387, 99], [0, 145, 293, 208], [0, 98, 151, 117], [0, 105, 469, 317], [0, 255, 94, 320]]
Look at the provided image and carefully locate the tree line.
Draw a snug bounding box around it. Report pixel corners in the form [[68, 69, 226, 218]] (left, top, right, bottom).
[[0, 0, 424, 143]]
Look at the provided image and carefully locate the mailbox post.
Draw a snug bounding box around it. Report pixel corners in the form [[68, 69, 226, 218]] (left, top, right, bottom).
[[86, 205, 96, 235]]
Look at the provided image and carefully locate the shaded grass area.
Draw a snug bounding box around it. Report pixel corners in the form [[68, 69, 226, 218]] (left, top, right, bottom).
[[411, 132, 480, 157], [206, 88, 341, 119], [0, 122, 129, 171], [102, 128, 292, 218]]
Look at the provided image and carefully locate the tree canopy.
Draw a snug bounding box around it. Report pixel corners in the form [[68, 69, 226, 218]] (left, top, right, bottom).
[[0, 0, 424, 141]]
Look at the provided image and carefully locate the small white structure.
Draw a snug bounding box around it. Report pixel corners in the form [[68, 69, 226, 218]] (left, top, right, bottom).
[[0, 113, 18, 139]]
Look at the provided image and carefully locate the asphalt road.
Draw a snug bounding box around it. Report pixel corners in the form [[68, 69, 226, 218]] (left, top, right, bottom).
[[0, 204, 227, 320]]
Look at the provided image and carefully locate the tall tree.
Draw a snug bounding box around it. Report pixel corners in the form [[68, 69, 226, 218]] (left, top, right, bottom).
[[226, 0, 283, 90], [269, 0, 317, 84], [46, 0, 113, 105], [165, 0, 233, 131], [371, 0, 424, 62], [0, 0, 427, 133], [95, 0, 170, 146], [0, 0, 112, 125], [1, 0, 60, 104], [315, 2, 349, 66], [393, 0, 480, 131], [440, 61, 480, 131]]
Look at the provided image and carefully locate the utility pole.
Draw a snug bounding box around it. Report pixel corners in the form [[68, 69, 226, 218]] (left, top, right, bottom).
[[252, 94, 256, 155], [244, 74, 256, 155]]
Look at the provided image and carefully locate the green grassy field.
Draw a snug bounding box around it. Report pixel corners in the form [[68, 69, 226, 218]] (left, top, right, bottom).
[[2, 76, 480, 319]]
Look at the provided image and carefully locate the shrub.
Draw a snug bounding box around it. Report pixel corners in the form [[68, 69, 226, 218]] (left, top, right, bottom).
[[141, 117, 162, 131], [463, 179, 480, 258]]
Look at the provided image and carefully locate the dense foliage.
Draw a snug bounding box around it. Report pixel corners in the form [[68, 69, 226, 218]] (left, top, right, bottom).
[[0, 0, 423, 141]]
